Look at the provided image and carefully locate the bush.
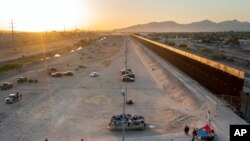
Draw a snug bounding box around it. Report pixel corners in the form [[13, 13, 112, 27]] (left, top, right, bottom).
[[0, 63, 22, 74], [185, 47, 193, 52], [210, 53, 227, 60], [164, 41, 175, 46], [126, 99, 134, 105], [79, 65, 86, 68], [178, 44, 187, 48], [198, 48, 210, 53]]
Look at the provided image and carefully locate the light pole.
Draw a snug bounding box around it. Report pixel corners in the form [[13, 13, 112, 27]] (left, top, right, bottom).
[[120, 89, 126, 141], [125, 38, 128, 102]]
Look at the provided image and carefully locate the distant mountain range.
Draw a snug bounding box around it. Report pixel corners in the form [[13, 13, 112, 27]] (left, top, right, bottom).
[[115, 20, 250, 32]]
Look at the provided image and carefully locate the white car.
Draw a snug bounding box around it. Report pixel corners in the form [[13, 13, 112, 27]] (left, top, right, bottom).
[[90, 72, 99, 77], [5, 93, 20, 104], [51, 72, 63, 77]]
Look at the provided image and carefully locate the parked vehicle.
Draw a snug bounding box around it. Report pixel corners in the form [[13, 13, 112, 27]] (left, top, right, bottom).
[[51, 72, 63, 77], [63, 71, 74, 76], [1, 82, 13, 90], [90, 72, 99, 77], [122, 76, 135, 82], [17, 77, 28, 83], [121, 68, 132, 75], [28, 79, 38, 83], [123, 73, 135, 78], [47, 67, 57, 75], [5, 93, 20, 104]]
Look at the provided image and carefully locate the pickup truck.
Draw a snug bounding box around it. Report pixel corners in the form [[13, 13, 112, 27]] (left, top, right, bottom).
[[1, 82, 13, 90]]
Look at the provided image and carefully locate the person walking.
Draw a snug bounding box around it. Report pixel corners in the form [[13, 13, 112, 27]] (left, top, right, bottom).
[[184, 125, 190, 135], [192, 128, 197, 141]]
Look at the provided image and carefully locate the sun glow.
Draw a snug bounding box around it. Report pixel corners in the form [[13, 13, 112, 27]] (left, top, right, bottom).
[[0, 0, 89, 32]]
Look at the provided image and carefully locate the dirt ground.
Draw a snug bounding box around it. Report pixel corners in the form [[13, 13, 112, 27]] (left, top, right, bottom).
[[0, 34, 99, 63], [0, 35, 247, 141]]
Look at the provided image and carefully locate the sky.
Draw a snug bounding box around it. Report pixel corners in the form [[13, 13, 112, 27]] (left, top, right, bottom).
[[0, 0, 250, 31]]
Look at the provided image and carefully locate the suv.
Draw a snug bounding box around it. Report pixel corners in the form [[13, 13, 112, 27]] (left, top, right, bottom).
[[1, 82, 13, 90], [122, 76, 135, 82], [123, 73, 135, 78], [63, 71, 74, 76], [17, 77, 28, 83], [90, 72, 99, 77], [121, 69, 132, 75], [5, 93, 20, 104], [51, 72, 63, 77], [47, 67, 57, 75]]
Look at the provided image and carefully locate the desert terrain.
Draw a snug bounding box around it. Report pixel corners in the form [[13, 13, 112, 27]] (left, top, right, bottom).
[[0, 34, 247, 141]]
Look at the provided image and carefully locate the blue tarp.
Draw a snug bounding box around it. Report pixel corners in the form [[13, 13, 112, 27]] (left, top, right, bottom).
[[197, 130, 209, 138]]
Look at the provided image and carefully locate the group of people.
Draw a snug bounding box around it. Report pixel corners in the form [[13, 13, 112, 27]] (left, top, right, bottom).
[[184, 125, 197, 141], [109, 114, 145, 127]]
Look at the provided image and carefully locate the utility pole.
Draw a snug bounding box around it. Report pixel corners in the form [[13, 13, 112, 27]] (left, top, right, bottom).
[[45, 28, 48, 40], [9, 18, 15, 41], [120, 90, 126, 141], [63, 25, 65, 35], [75, 26, 77, 36]]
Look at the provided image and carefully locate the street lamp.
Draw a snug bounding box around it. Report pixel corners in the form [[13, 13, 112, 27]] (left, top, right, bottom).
[[120, 89, 126, 141], [125, 38, 128, 103]]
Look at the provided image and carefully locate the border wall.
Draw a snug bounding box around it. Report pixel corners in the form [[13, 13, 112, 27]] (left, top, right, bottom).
[[133, 35, 245, 109]]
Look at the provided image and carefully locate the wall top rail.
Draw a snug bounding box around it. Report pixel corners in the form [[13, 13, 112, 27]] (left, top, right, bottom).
[[133, 34, 245, 79]]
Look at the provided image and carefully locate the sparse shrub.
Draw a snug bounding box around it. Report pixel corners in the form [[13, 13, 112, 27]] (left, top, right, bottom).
[[0, 63, 23, 74], [164, 41, 175, 46], [185, 47, 193, 52], [178, 44, 187, 48], [210, 53, 227, 60], [198, 48, 209, 53], [79, 65, 86, 68]]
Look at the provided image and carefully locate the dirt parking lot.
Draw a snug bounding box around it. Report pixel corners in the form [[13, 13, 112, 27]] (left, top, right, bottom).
[[0, 35, 247, 141]]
